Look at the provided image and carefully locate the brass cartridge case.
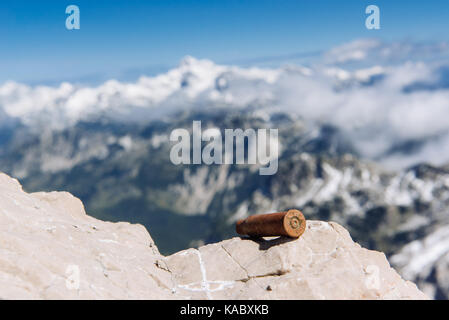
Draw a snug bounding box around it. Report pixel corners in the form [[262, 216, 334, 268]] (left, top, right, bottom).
[[236, 209, 306, 238]]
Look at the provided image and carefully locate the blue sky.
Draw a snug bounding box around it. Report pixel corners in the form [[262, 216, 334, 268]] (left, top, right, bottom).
[[1, 0, 449, 84]]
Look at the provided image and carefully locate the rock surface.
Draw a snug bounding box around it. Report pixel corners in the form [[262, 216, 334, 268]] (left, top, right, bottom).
[[0, 172, 427, 299]]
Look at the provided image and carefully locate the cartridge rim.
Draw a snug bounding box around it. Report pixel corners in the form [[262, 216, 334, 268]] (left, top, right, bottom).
[[283, 209, 306, 238]]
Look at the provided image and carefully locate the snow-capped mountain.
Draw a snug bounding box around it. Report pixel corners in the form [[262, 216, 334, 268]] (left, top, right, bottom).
[[2, 39, 449, 169], [0, 108, 448, 298], [1, 39, 449, 298]]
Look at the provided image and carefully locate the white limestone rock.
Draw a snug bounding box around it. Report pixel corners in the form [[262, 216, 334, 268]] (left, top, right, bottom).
[[166, 221, 427, 299], [0, 172, 173, 299], [0, 172, 427, 299]]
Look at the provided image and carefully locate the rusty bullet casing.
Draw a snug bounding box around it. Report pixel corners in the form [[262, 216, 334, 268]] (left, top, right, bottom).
[[236, 209, 306, 238]]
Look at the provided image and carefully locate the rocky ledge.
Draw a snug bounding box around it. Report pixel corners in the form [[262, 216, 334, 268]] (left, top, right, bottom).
[[0, 172, 427, 299]]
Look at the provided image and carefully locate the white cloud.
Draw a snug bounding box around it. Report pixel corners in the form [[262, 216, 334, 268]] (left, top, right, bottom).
[[1, 40, 449, 169], [323, 38, 381, 64]]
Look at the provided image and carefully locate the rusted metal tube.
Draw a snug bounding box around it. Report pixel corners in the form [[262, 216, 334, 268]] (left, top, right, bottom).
[[236, 209, 306, 238]]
